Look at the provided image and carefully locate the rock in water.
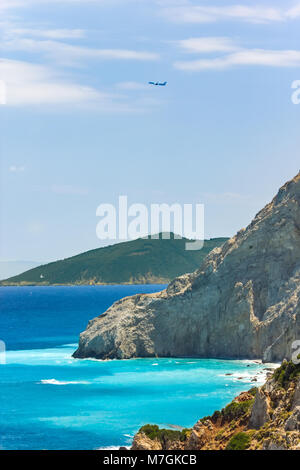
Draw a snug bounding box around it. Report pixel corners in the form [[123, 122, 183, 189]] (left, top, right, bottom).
[[73, 174, 300, 362]]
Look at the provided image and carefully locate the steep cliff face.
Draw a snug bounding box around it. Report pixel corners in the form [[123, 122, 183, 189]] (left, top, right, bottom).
[[131, 362, 300, 451], [73, 174, 300, 362]]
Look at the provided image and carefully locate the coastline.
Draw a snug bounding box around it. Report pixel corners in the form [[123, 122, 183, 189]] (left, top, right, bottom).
[[130, 361, 300, 451], [0, 281, 169, 287], [75, 355, 279, 374]]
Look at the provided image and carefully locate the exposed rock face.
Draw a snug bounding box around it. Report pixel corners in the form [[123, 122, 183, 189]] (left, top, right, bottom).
[[285, 407, 300, 431], [74, 174, 300, 362], [131, 433, 163, 450], [248, 389, 270, 430], [292, 379, 300, 407]]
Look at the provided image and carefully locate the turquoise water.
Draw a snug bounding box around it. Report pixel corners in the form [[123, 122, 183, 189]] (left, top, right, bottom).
[[0, 286, 275, 450]]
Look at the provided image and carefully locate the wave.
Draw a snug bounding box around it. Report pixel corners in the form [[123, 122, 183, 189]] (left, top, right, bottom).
[[40, 379, 90, 385], [218, 365, 278, 385], [96, 446, 130, 450]]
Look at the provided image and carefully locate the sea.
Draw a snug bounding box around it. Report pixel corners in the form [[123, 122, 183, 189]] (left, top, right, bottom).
[[0, 285, 277, 450]]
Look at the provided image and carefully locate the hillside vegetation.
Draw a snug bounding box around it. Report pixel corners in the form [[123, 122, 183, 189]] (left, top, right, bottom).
[[1, 234, 228, 286]]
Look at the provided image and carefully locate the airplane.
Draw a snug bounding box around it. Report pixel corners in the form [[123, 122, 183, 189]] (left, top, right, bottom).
[[148, 81, 167, 86]]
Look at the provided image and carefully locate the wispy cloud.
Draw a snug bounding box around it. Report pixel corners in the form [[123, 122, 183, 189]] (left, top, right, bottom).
[[174, 36, 300, 71], [0, 58, 161, 111], [0, 1, 24, 10], [176, 37, 239, 54], [175, 47, 300, 71], [4, 38, 159, 65], [9, 165, 25, 172], [0, 7, 160, 111], [161, 2, 300, 24], [286, 3, 300, 19], [115, 81, 149, 91], [10, 28, 85, 39], [3, 0, 300, 25], [0, 58, 107, 106], [0, 0, 142, 10], [162, 3, 285, 24]]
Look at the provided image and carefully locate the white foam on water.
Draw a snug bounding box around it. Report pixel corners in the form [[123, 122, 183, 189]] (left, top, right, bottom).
[[96, 446, 130, 450], [217, 362, 279, 386], [40, 379, 90, 385], [5, 345, 75, 366]]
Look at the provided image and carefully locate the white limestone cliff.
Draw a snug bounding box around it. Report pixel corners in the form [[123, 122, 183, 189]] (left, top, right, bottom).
[[74, 173, 300, 362]]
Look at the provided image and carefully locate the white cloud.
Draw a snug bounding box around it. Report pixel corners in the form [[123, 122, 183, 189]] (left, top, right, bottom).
[[176, 37, 239, 54], [115, 81, 148, 90], [3, 0, 300, 25], [0, 58, 106, 106], [175, 48, 300, 71], [4, 38, 159, 64], [231, 49, 300, 67], [286, 3, 300, 19], [11, 82, 102, 106], [0, 0, 88, 8], [174, 36, 300, 71], [0, 79, 6, 104], [162, 4, 285, 24], [0, 58, 162, 112], [11, 28, 85, 39], [0, 0, 143, 10], [0, 1, 23, 10], [9, 165, 25, 172]]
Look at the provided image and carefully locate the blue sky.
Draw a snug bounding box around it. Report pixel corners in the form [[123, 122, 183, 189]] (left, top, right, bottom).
[[1, 0, 300, 262]]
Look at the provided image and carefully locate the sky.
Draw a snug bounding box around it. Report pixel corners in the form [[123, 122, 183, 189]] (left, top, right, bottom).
[[0, 0, 300, 263]]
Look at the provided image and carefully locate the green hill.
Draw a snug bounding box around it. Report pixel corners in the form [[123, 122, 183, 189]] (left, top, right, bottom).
[[1, 234, 228, 286]]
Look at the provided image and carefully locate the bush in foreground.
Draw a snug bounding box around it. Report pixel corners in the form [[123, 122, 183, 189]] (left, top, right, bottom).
[[226, 432, 251, 450], [140, 424, 190, 443]]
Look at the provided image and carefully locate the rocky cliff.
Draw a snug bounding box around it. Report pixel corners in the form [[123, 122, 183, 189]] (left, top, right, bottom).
[[73, 173, 300, 362], [131, 361, 300, 450]]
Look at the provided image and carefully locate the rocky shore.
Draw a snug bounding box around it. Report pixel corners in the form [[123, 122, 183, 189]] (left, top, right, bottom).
[[131, 361, 300, 450]]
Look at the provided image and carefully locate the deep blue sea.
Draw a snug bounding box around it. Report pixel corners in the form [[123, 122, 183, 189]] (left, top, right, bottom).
[[0, 286, 276, 450]]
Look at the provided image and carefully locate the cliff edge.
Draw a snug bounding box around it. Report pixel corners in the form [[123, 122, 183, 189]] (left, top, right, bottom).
[[74, 173, 300, 362]]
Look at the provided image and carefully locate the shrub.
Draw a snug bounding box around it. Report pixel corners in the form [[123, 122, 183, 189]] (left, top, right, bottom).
[[139, 424, 160, 440], [211, 410, 222, 422], [222, 398, 254, 421], [273, 361, 300, 388], [139, 424, 190, 443], [215, 430, 224, 441], [226, 432, 251, 450], [248, 387, 258, 397]]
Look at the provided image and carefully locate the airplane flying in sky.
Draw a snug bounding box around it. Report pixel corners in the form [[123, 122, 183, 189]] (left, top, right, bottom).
[[148, 81, 167, 86]]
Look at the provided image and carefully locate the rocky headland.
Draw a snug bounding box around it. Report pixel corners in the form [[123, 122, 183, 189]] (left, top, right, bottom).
[[1, 235, 226, 286], [73, 173, 300, 362]]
